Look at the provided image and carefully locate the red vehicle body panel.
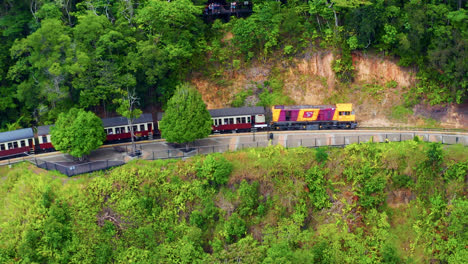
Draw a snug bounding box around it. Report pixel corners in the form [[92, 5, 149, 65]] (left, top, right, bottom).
[[0, 146, 30, 157], [39, 143, 54, 150], [106, 130, 151, 141], [213, 123, 252, 131]]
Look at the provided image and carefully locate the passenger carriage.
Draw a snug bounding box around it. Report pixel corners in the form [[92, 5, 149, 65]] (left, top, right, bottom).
[[37, 125, 54, 151], [209, 106, 267, 133], [102, 113, 154, 141], [0, 128, 35, 158]]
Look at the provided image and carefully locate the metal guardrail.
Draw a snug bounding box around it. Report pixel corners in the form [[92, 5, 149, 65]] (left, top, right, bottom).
[[34, 159, 124, 177], [357, 127, 468, 133], [1, 131, 466, 174], [143, 133, 467, 161]]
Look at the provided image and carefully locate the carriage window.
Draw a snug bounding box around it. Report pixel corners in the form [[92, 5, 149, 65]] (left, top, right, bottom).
[[214, 119, 218, 126], [236, 117, 241, 124], [121, 127, 126, 133], [0, 144, 5, 151], [224, 118, 228, 124], [13, 142, 18, 149], [133, 125, 138, 132], [115, 128, 120, 134], [108, 128, 114, 134], [241, 117, 246, 123], [229, 118, 234, 124], [140, 124, 145, 131], [42, 136, 48, 143], [21, 140, 26, 147]]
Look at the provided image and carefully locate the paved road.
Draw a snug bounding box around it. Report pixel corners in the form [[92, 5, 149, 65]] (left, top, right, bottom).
[[1, 130, 467, 167]]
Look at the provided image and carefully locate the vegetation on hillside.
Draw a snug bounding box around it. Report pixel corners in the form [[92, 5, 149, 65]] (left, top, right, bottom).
[[0, 140, 467, 263], [0, 0, 466, 129]]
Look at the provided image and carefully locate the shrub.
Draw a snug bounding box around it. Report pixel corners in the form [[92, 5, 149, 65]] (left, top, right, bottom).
[[237, 180, 260, 217], [305, 166, 331, 210], [197, 153, 233, 186], [392, 174, 413, 189], [315, 147, 328, 164], [189, 210, 205, 229], [224, 213, 246, 243], [443, 161, 468, 182]]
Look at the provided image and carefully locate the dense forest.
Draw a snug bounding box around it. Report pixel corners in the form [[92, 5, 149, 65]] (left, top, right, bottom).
[[0, 0, 467, 129], [0, 141, 467, 262]]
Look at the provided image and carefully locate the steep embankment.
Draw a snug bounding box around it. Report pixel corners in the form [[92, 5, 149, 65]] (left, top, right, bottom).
[[192, 51, 468, 129], [1, 142, 467, 263]]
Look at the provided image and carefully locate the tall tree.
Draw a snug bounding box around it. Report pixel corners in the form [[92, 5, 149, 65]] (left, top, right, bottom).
[[9, 18, 73, 122], [159, 83, 212, 150], [115, 87, 142, 155], [50, 108, 106, 160]]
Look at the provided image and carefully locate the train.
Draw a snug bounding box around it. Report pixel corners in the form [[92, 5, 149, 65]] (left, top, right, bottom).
[[0, 103, 357, 159]]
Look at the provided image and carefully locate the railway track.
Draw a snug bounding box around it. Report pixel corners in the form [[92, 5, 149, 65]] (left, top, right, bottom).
[[1, 128, 467, 167]]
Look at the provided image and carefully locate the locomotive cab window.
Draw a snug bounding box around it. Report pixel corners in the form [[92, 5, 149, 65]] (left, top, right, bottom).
[[339, 111, 351, 116]]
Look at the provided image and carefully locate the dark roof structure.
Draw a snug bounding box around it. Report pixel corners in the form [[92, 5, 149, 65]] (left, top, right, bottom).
[[37, 125, 53, 136], [101, 113, 153, 128], [209, 106, 265, 118], [0, 128, 34, 143]]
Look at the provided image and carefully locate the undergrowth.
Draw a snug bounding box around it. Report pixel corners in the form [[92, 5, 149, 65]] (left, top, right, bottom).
[[0, 141, 467, 263]]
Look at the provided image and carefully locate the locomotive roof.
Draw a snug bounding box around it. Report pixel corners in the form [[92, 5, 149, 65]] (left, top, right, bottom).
[[209, 106, 265, 118], [37, 125, 53, 136], [0, 128, 34, 143], [274, 105, 336, 110], [102, 113, 153, 128]]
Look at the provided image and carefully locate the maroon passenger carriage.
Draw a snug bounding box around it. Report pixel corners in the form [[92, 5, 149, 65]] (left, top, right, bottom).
[[102, 113, 154, 141], [209, 106, 267, 133], [36, 113, 155, 152], [0, 128, 35, 159], [37, 125, 54, 151]]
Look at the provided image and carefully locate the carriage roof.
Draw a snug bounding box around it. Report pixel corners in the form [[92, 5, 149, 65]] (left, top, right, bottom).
[[102, 113, 153, 128], [209, 106, 265, 118], [0, 128, 34, 143]]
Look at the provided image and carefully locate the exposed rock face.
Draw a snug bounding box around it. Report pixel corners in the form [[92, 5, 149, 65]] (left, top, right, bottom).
[[352, 52, 415, 88], [191, 50, 467, 129]]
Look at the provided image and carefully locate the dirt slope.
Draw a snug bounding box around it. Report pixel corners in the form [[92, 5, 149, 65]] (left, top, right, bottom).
[[191, 50, 467, 129]]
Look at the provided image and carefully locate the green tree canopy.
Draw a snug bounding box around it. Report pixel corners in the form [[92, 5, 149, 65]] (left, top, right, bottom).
[[159, 84, 212, 146], [50, 108, 106, 159]]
